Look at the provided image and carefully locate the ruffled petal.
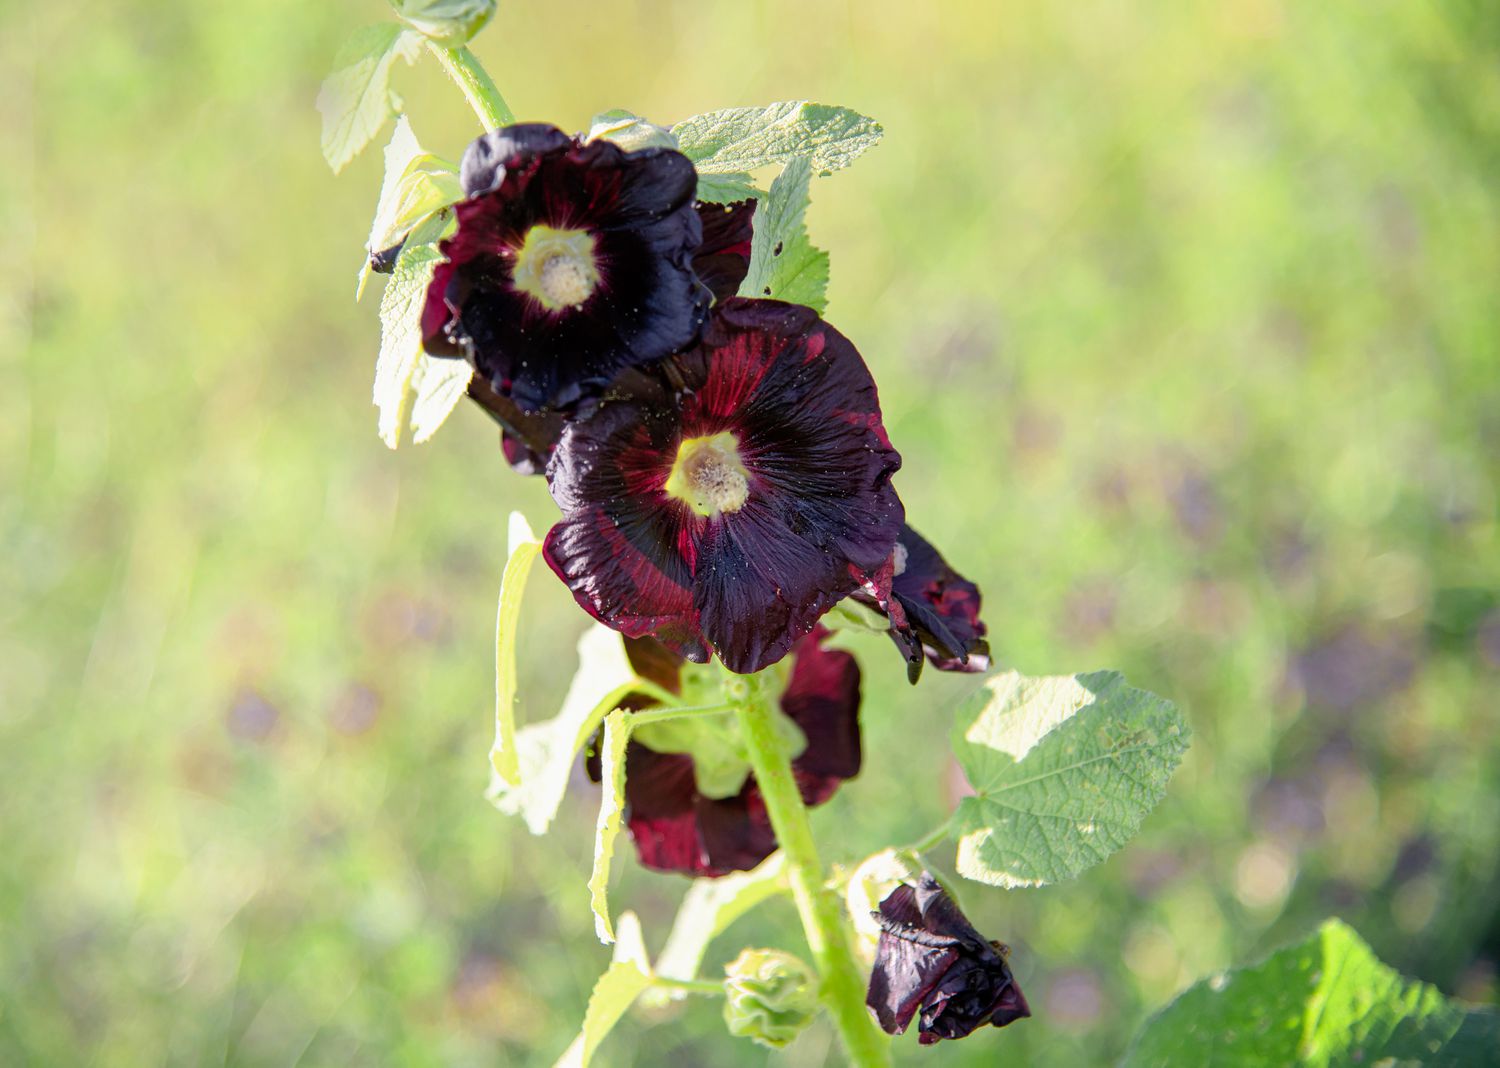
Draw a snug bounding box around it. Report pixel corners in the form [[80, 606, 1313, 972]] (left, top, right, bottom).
[[692, 200, 756, 303]]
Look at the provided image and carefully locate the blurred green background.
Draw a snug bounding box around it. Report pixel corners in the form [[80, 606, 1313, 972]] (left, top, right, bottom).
[[5, 0, 1500, 1063]]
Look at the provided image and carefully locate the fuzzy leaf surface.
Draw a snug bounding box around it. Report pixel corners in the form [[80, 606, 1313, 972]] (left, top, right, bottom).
[[316, 23, 420, 173], [589, 708, 632, 945], [488, 514, 541, 787], [673, 101, 882, 176], [738, 157, 828, 313], [554, 912, 653, 1068], [951, 670, 1189, 888]]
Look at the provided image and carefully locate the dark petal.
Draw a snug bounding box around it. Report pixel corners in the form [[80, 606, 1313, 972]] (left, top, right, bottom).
[[458, 123, 574, 196], [867, 903, 962, 1034], [917, 955, 1025, 1044], [369, 239, 405, 274], [544, 398, 710, 661], [990, 979, 1031, 1028], [466, 375, 562, 475], [892, 525, 989, 674], [501, 431, 547, 475], [782, 627, 861, 800], [913, 874, 992, 950], [622, 635, 685, 696], [696, 786, 778, 873], [692, 199, 756, 302]]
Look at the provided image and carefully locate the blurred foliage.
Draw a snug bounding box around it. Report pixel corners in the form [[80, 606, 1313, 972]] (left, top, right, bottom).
[[3, 0, 1499, 1064]]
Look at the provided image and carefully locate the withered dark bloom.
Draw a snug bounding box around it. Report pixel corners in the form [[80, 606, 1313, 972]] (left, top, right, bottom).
[[857, 524, 989, 684], [589, 629, 861, 876], [544, 298, 904, 674], [421, 123, 710, 412], [691, 200, 756, 303], [867, 874, 1030, 1044]]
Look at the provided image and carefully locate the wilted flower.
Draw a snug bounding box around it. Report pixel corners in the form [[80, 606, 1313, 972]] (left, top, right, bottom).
[[589, 628, 861, 876], [856, 524, 989, 683], [544, 298, 904, 674], [722, 948, 819, 1048], [866, 874, 1030, 1044], [692, 200, 756, 303], [422, 123, 710, 412]]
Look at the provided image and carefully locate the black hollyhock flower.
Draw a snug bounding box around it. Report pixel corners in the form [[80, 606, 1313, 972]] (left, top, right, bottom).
[[543, 298, 904, 674], [590, 628, 861, 877], [856, 524, 990, 684], [866, 875, 1031, 1045], [421, 123, 711, 412], [691, 200, 756, 303], [464, 374, 565, 476]]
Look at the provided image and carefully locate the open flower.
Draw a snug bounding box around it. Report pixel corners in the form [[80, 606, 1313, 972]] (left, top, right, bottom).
[[866, 874, 1030, 1044], [544, 298, 904, 674], [590, 629, 861, 877], [856, 525, 990, 683], [421, 123, 710, 412], [692, 200, 756, 303]]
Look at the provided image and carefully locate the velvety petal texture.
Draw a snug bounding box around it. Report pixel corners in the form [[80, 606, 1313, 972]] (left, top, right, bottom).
[[595, 629, 862, 877], [544, 298, 905, 674], [421, 123, 711, 412], [691, 199, 756, 303], [857, 524, 990, 683], [866, 875, 1030, 1045]]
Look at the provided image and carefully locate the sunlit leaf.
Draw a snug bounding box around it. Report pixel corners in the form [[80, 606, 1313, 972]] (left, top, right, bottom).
[[738, 157, 829, 313], [316, 23, 421, 174], [486, 624, 641, 834], [951, 670, 1189, 888], [357, 116, 461, 301], [694, 171, 760, 205], [554, 911, 654, 1068], [644, 854, 789, 1006], [1125, 919, 1500, 1066], [489, 513, 541, 788], [589, 708, 632, 945], [673, 100, 882, 177], [390, 0, 496, 46]]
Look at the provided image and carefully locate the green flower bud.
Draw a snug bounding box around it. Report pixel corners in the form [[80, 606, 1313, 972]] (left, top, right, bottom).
[[585, 110, 680, 153], [722, 948, 819, 1048], [389, 0, 496, 47]]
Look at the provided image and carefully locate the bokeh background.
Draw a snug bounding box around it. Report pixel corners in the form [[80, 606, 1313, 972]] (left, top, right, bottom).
[[5, 0, 1500, 1064]]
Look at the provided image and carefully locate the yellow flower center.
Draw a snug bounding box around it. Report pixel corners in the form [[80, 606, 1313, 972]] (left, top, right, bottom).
[[664, 432, 751, 517], [511, 225, 600, 310]]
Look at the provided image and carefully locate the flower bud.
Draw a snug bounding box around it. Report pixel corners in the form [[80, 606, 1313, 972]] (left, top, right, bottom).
[[585, 110, 680, 153], [389, 0, 496, 47], [722, 948, 819, 1048]]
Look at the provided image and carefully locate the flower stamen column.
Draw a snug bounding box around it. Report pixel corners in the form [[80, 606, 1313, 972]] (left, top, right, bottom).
[[724, 672, 892, 1068]]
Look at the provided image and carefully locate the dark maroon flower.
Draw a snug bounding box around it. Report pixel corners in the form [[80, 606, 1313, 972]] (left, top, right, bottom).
[[421, 123, 710, 413], [592, 628, 861, 877], [856, 524, 990, 684], [465, 374, 565, 475], [867, 874, 1030, 1045], [692, 200, 756, 303], [543, 298, 904, 674]]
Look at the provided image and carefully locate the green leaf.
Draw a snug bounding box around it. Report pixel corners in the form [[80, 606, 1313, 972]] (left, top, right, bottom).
[[695, 171, 761, 205], [1124, 919, 1500, 1067], [389, 0, 495, 46], [673, 101, 882, 177], [738, 157, 829, 313], [644, 854, 789, 1006], [316, 24, 421, 174], [554, 911, 654, 1068], [489, 513, 541, 788], [589, 708, 632, 945], [486, 623, 642, 834], [951, 670, 1189, 888], [357, 116, 461, 301], [371, 208, 465, 447]]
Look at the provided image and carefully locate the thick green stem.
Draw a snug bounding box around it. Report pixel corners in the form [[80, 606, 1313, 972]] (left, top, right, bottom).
[[727, 674, 892, 1068], [426, 42, 515, 129]]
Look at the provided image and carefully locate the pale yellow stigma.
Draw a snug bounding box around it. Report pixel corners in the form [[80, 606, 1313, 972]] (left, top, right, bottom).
[[664, 432, 751, 517], [511, 225, 600, 310]]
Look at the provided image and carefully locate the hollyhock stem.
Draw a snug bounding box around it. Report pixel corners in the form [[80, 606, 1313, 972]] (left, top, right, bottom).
[[727, 674, 892, 1068], [427, 42, 515, 130]]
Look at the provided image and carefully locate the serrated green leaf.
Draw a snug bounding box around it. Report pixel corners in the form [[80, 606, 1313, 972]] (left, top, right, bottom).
[[357, 116, 461, 301], [951, 670, 1189, 888], [554, 911, 654, 1068], [694, 171, 761, 205], [316, 24, 421, 174], [371, 208, 463, 447], [673, 100, 882, 176], [643, 854, 788, 1007], [486, 623, 642, 834], [1124, 919, 1500, 1067], [489, 513, 541, 788], [738, 157, 829, 313], [589, 708, 632, 945]]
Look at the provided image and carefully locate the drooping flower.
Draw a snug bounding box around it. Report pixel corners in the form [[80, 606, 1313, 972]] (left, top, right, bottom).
[[692, 200, 756, 303], [421, 123, 711, 412], [855, 524, 990, 684], [544, 298, 904, 674], [589, 628, 861, 877], [866, 874, 1031, 1045]]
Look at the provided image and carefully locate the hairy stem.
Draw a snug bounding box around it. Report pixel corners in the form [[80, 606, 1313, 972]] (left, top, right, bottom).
[[426, 42, 515, 129], [628, 703, 732, 728], [727, 674, 891, 1067]]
